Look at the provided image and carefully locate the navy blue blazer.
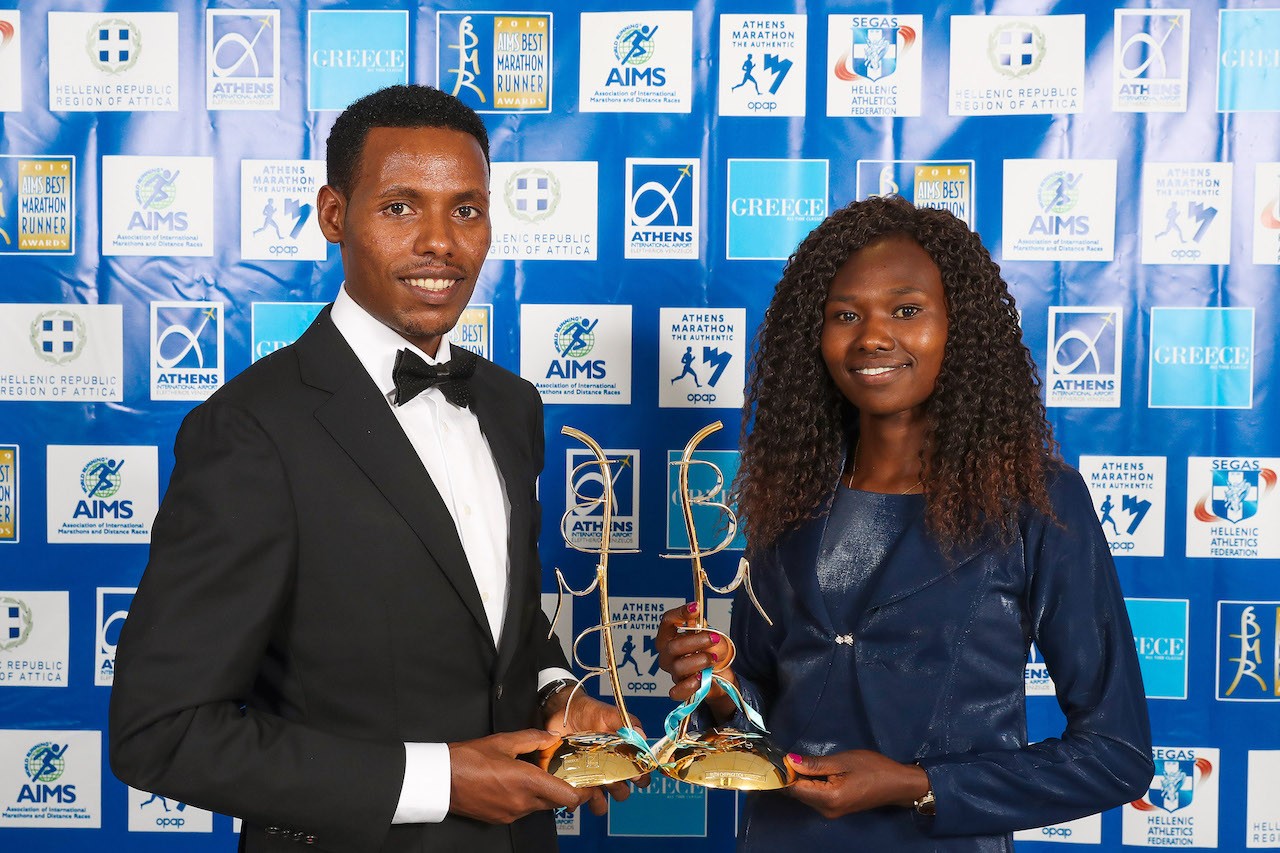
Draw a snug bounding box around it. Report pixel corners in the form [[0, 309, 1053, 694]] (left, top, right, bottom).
[[730, 465, 1153, 851]]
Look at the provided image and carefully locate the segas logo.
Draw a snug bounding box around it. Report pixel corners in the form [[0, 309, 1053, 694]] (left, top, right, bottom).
[[19, 742, 75, 805]]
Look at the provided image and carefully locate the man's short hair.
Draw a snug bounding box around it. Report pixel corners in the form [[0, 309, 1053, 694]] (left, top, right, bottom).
[[325, 84, 491, 196]]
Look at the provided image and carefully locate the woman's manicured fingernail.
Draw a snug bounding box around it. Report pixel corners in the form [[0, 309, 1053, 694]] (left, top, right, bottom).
[[709, 633, 720, 643], [687, 602, 698, 614], [788, 753, 803, 764], [710, 652, 719, 662]]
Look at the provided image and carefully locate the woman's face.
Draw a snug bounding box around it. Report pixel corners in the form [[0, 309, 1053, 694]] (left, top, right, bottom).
[[820, 233, 948, 423]]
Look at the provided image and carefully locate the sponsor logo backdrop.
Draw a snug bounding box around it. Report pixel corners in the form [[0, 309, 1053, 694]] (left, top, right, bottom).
[[1, 1, 1277, 850]]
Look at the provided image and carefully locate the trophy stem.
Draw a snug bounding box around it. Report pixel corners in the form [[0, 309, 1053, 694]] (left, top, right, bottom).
[[562, 426, 635, 732], [676, 421, 723, 627]]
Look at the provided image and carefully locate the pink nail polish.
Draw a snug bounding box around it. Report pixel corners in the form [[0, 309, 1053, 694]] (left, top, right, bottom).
[[709, 632, 720, 643], [710, 652, 719, 662], [788, 753, 803, 764], [687, 602, 699, 614]]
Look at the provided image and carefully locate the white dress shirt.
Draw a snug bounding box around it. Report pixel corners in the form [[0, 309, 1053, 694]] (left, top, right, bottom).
[[330, 287, 573, 824]]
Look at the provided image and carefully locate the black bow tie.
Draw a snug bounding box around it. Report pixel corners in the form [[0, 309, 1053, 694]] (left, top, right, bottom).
[[391, 347, 477, 409]]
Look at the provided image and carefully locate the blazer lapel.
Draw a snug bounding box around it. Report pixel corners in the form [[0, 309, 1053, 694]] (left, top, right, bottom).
[[865, 515, 984, 611], [296, 310, 496, 650]]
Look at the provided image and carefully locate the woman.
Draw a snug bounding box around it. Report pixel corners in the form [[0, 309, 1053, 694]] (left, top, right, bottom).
[[655, 195, 1152, 850]]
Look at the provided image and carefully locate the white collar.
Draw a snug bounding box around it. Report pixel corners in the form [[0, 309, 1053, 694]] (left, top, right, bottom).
[[330, 284, 457, 398]]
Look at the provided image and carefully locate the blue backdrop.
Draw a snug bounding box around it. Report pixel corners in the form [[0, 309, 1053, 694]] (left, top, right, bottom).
[[2, 0, 1279, 850]]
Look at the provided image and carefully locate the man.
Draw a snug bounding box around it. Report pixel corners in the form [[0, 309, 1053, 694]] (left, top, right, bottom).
[[110, 85, 636, 853]]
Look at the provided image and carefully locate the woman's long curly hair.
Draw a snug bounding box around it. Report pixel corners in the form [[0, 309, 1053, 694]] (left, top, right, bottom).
[[736, 194, 1060, 552]]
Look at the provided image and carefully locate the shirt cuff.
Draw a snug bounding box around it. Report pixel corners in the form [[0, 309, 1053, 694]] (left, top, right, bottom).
[[392, 742, 450, 824], [538, 667, 578, 692]]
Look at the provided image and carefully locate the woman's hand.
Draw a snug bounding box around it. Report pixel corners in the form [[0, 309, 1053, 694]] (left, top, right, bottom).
[[784, 750, 931, 819], [654, 603, 738, 721]]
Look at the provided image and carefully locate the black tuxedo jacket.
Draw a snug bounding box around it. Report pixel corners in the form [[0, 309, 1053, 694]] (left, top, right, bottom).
[[110, 308, 566, 853]]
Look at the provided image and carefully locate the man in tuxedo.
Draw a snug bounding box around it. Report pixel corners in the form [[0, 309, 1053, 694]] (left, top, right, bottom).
[[109, 85, 635, 852]]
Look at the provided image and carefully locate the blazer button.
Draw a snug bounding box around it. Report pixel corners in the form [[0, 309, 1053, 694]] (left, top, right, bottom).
[[495, 683, 504, 700], [265, 826, 282, 835]]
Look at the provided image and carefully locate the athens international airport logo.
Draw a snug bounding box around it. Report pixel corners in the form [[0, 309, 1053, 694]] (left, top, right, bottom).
[[1, 596, 33, 652], [87, 18, 141, 74], [565, 448, 639, 551], [29, 309, 85, 366], [1113, 10, 1189, 112], [151, 301, 225, 401], [207, 9, 280, 110]]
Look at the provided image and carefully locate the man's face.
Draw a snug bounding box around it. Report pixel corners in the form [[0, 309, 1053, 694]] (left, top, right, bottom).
[[318, 125, 491, 357]]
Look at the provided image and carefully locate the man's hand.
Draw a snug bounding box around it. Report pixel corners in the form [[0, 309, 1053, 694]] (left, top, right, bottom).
[[541, 686, 651, 814], [784, 750, 930, 819], [448, 730, 592, 824]]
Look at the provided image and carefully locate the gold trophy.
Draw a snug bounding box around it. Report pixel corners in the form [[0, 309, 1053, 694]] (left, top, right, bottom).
[[651, 421, 796, 791], [537, 426, 657, 786]]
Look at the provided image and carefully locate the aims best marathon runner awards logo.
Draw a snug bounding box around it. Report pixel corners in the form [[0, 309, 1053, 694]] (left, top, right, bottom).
[[437, 12, 552, 113], [0, 156, 75, 256]]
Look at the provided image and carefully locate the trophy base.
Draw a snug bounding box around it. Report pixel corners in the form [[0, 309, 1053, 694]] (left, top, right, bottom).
[[654, 727, 797, 791], [537, 732, 656, 787]]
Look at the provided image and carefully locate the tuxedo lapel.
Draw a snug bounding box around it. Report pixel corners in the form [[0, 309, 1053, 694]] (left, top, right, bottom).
[[469, 363, 533, 676], [295, 310, 496, 650]]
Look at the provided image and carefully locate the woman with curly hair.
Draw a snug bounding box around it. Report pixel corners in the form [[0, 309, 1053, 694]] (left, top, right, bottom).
[[656, 195, 1152, 850]]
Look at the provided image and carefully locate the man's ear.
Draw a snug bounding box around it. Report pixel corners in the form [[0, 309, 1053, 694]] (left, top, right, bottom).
[[316, 184, 345, 244]]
